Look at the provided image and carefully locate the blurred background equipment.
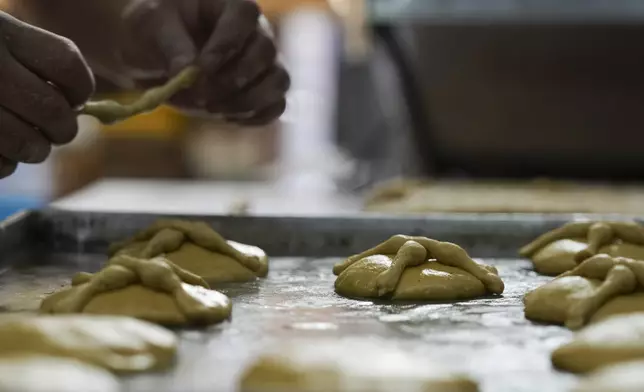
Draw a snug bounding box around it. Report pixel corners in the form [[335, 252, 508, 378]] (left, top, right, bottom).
[[337, 0, 644, 189]]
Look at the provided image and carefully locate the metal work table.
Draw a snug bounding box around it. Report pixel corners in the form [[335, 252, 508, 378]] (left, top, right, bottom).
[[53, 179, 362, 216]]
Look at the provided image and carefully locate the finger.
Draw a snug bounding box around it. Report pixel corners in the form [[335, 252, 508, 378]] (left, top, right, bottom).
[[236, 99, 286, 126], [2, 13, 95, 108], [216, 31, 278, 94], [200, 0, 260, 73], [0, 107, 51, 163], [0, 58, 78, 144], [124, 0, 198, 74], [167, 87, 206, 112], [0, 157, 17, 179], [175, 0, 226, 48], [217, 67, 290, 114]]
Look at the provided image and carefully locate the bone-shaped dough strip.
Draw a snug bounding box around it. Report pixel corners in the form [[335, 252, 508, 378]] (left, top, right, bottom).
[[79, 66, 199, 125]]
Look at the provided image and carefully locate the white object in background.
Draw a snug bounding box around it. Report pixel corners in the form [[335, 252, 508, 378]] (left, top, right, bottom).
[[278, 8, 341, 194]]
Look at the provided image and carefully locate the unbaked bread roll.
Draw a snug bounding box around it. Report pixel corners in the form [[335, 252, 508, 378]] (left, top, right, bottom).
[[334, 235, 503, 301], [520, 221, 644, 276], [0, 315, 177, 373], [524, 254, 644, 329], [240, 339, 479, 392], [573, 360, 644, 392], [0, 356, 119, 392], [110, 220, 268, 283], [41, 255, 232, 326], [552, 313, 644, 373]]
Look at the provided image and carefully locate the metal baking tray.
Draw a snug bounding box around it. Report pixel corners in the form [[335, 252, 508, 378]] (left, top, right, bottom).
[[0, 209, 629, 392]]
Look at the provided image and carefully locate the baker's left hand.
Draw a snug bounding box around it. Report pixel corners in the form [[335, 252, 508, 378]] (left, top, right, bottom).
[[120, 0, 289, 126]]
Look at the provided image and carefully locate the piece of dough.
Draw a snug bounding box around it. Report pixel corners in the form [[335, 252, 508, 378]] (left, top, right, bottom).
[[552, 313, 644, 373], [336, 255, 490, 301], [0, 356, 120, 392], [529, 239, 588, 276], [573, 360, 644, 392], [524, 254, 644, 329], [590, 292, 644, 324], [333, 235, 503, 301], [41, 255, 232, 326], [524, 276, 603, 325], [111, 219, 268, 283], [0, 315, 176, 373], [520, 221, 644, 275], [239, 340, 479, 392]]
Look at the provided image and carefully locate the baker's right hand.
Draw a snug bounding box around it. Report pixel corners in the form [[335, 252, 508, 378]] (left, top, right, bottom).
[[0, 12, 95, 179]]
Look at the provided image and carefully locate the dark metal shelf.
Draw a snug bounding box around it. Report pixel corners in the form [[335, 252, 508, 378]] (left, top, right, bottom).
[[369, 0, 644, 24]]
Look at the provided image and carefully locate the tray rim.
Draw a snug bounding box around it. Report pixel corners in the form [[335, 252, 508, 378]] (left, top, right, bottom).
[[3, 208, 642, 258]]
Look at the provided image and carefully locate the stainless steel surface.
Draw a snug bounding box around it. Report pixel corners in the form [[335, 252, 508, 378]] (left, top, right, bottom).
[[29, 209, 628, 257], [0, 209, 628, 391], [370, 0, 644, 23]]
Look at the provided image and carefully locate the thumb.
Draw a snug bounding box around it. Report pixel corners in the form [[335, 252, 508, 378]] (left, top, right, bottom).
[[123, 0, 197, 75]]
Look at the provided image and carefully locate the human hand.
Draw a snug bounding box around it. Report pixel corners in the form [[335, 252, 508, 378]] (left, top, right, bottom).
[[120, 0, 289, 126], [0, 12, 94, 178]]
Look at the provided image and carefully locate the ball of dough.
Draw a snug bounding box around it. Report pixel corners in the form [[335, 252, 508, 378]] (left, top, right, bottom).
[[0, 315, 177, 373], [0, 356, 120, 392], [335, 254, 492, 301], [530, 239, 587, 276], [552, 313, 644, 373], [573, 360, 644, 392], [239, 340, 479, 392], [42, 283, 232, 327], [524, 276, 602, 325]]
